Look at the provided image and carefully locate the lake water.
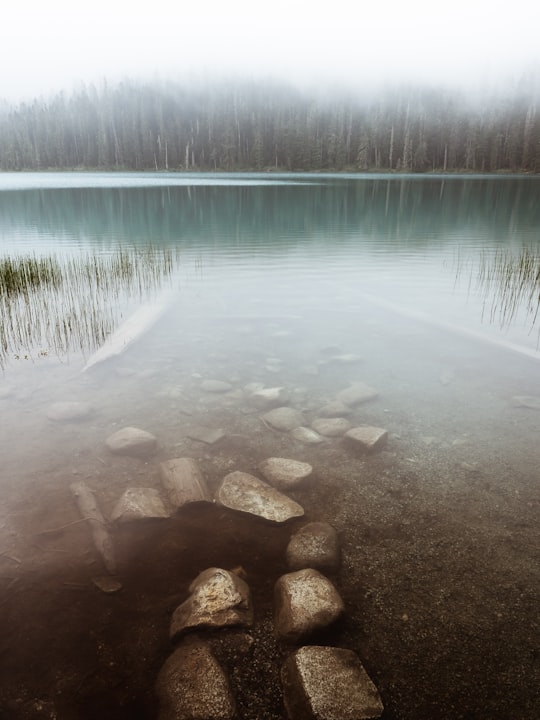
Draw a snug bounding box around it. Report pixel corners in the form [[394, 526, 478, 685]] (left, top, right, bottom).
[[1, 173, 539, 719]]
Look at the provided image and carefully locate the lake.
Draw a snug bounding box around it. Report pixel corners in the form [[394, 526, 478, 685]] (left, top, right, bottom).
[[0, 172, 539, 719]]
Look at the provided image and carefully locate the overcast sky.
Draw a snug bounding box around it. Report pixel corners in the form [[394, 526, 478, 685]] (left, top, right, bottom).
[[1, 0, 539, 102]]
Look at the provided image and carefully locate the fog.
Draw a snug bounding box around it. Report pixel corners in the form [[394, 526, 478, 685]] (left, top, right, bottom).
[[1, 0, 539, 103]]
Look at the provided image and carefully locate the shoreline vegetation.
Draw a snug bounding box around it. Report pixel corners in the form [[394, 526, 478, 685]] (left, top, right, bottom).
[[0, 77, 538, 173]]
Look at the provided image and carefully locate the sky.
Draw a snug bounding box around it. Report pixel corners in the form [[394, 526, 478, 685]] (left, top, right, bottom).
[[1, 0, 539, 103]]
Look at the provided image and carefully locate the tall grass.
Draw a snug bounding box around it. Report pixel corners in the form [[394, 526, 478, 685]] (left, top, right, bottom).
[[0, 246, 181, 368]]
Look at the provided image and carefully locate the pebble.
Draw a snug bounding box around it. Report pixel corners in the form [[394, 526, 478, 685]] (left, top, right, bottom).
[[216, 471, 304, 523]]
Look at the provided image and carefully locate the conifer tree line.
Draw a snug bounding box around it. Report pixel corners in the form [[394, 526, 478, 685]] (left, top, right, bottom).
[[0, 78, 538, 172]]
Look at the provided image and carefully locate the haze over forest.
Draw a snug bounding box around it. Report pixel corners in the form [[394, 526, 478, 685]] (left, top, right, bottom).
[[0, 74, 539, 173]]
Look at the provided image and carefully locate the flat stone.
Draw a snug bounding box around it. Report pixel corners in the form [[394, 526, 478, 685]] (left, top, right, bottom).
[[281, 646, 384, 720], [345, 426, 388, 453], [250, 386, 290, 409], [286, 522, 340, 572], [155, 638, 236, 720], [170, 567, 253, 641], [311, 417, 352, 437], [187, 426, 226, 444], [105, 426, 158, 457], [263, 407, 305, 432], [337, 382, 379, 406], [258, 458, 313, 490], [216, 471, 304, 523], [47, 401, 93, 421], [316, 400, 352, 418], [274, 569, 345, 642], [159, 457, 212, 508], [201, 379, 233, 393], [290, 426, 325, 444], [110, 487, 169, 522]]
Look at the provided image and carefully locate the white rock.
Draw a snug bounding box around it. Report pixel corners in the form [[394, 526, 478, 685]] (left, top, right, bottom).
[[170, 567, 253, 640], [216, 471, 304, 523], [258, 458, 313, 490], [105, 426, 158, 457], [111, 487, 169, 522], [159, 457, 212, 508], [290, 426, 325, 444], [155, 639, 236, 720], [263, 407, 305, 432], [311, 417, 352, 437], [274, 569, 345, 642], [345, 426, 388, 452], [281, 646, 384, 720], [337, 382, 379, 406]]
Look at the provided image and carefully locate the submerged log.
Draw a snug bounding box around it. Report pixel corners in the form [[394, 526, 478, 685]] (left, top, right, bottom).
[[69, 481, 117, 574]]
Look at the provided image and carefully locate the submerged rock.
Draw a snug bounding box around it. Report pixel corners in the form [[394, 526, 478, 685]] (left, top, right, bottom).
[[345, 426, 388, 453], [201, 379, 233, 393], [263, 406, 305, 432], [47, 401, 93, 421], [105, 426, 158, 457], [274, 568, 345, 642], [281, 646, 384, 720], [511, 395, 540, 410], [110, 487, 169, 522], [311, 417, 352, 437], [187, 426, 226, 444], [316, 400, 352, 418], [216, 471, 304, 523], [159, 457, 212, 508], [286, 522, 340, 572], [155, 638, 236, 720], [170, 567, 253, 641], [290, 426, 325, 444], [337, 382, 379, 406], [258, 457, 313, 490], [249, 386, 290, 409]]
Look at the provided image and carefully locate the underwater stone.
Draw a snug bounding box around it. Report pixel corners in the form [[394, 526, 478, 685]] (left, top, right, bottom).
[[316, 400, 352, 418], [187, 426, 226, 444], [290, 426, 325, 444], [201, 379, 233, 393], [249, 386, 290, 409], [337, 382, 379, 406], [159, 457, 212, 508], [170, 567, 253, 641], [281, 646, 384, 720], [322, 353, 363, 365], [286, 522, 340, 572], [216, 471, 304, 523], [155, 638, 236, 720], [258, 457, 313, 490], [105, 426, 158, 457], [311, 417, 352, 437], [274, 569, 345, 643], [47, 401, 93, 421], [110, 487, 169, 523], [345, 426, 388, 453], [263, 406, 305, 432]]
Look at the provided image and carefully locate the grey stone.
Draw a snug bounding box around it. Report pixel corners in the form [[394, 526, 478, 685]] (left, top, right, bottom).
[[286, 522, 340, 572], [155, 638, 236, 720], [250, 386, 290, 409], [105, 426, 158, 457], [201, 379, 233, 393], [345, 426, 388, 453], [337, 382, 379, 406], [47, 401, 93, 421], [170, 567, 253, 641], [216, 471, 304, 523], [281, 646, 384, 720], [258, 457, 313, 490], [159, 457, 212, 508], [316, 400, 351, 418], [290, 426, 325, 444], [187, 426, 226, 444], [274, 569, 345, 642], [311, 417, 352, 437], [263, 407, 305, 432], [110, 487, 169, 523]]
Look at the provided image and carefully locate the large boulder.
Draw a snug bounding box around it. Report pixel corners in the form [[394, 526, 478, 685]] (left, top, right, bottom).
[[281, 645, 384, 720]]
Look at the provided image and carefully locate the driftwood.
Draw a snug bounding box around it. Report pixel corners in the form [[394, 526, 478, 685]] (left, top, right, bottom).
[[69, 481, 117, 574]]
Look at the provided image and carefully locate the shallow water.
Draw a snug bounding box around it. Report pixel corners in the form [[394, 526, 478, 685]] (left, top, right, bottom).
[[0, 173, 539, 719]]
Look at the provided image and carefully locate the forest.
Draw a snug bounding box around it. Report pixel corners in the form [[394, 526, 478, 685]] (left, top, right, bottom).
[[0, 77, 538, 173]]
